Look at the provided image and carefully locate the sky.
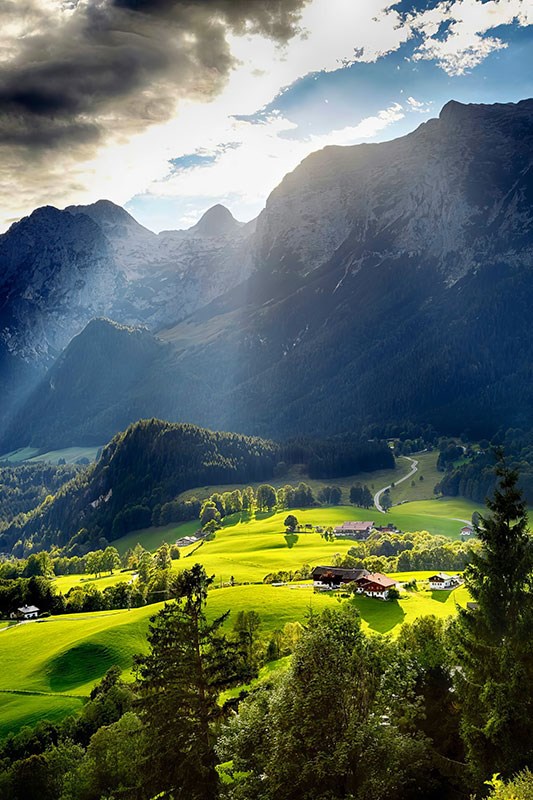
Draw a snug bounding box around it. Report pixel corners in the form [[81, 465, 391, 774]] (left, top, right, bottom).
[[1, 0, 532, 232]]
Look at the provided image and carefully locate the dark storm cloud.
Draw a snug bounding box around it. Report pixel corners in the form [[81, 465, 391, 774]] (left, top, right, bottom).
[[0, 0, 307, 151]]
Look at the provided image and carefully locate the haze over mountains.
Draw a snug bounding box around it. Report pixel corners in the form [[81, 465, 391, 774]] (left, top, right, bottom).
[[2, 99, 533, 449]]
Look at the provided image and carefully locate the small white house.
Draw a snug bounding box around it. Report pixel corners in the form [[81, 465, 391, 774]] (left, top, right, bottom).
[[428, 573, 456, 590], [11, 605, 40, 620]]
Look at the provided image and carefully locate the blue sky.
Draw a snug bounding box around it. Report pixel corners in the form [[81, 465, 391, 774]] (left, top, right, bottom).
[[1, 0, 532, 232], [124, 1, 533, 232]]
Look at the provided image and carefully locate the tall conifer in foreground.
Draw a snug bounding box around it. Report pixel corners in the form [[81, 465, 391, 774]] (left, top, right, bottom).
[[454, 455, 533, 784], [135, 564, 241, 800]]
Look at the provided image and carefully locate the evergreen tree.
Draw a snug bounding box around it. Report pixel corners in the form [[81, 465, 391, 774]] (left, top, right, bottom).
[[453, 457, 533, 784], [135, 564, 242, 800]]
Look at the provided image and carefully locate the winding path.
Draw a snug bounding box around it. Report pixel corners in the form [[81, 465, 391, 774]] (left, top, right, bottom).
[[373, 455, 419, 513]]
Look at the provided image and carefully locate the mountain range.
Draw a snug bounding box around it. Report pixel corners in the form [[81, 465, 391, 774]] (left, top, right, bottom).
[[1, 98, 533, 450]]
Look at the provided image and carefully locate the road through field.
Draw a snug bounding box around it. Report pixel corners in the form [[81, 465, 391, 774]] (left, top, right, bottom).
[[374, 455, 419, 513]]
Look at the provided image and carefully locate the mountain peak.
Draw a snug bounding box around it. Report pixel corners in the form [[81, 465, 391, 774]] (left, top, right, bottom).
[[189, 204, 241, 237], [65, 199, 154, 236]]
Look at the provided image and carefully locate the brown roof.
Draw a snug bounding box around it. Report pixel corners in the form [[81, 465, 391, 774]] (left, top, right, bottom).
[[312, 566, 370, 581], [356, 572, 397, 589], [335, 521, 374, 531]]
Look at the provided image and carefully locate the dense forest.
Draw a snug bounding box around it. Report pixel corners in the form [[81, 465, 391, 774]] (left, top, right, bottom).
[[0, 464, 78, 526], [438, 429, 533, 503], [0, 420, 393, 556], [0, 462, 531, 800]]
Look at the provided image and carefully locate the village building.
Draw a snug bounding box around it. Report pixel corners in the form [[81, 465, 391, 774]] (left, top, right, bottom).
[[333, 521, 375, 539], [355, 573, 397, 600], [375, 524, 400, 534], [10, 605, 40, 620], [312, 566, 370, 590], [428, 573, 459, 590]]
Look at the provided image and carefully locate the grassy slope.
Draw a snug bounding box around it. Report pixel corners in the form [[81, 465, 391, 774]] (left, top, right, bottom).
[[389, 452, 443, 504], [0, 581, 469, 705], [0, 471, 479, 738], [28, 446, 101, 465], [53, 571, 136, 594], [0, 446, 100, 465], [117, 500, 479, 583]]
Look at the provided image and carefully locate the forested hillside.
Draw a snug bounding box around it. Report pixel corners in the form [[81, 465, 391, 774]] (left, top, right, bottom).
[[0, 420, 393, 555], [0, 420, 279, 555], [0, 463, 78, 525]]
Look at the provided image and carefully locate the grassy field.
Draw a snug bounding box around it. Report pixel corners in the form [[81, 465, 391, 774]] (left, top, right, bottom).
[[0, 445, 100, 465], [389, 451, 443, 504], [28, 446, 101, 465], [0, 447, 41, 463], [0, 582, 471, 688], [115, 500, 479, 585], [0, 693, 85, 740], [0, 580, 470, 738], [52, 571, 136, 594]]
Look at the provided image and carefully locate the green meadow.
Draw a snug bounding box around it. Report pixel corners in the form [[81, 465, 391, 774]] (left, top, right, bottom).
[[0, 484, 479, 739], [0, 445, 100, 465], [53, 571, 136, 594], [0, 580, 470, 738], [115, 499, 479, 585]]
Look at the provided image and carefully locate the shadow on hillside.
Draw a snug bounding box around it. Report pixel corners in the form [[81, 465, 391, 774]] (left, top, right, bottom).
[[284, 533, 299, 549], [356, 598, 406, 634], [255, 511, 276, 521], [430, 590, 452, 603]]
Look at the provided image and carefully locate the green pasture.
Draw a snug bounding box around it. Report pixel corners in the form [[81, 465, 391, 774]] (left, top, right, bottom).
[[28, 446, 101, 465], [159, 500, 477, 584], [389, 451, 443, 504], [115, 519, 201, 555], [53, 571, 136, 594], [0, 578, 470, 737], [387, 498, 479, 537], [0, 447, 40, 464], [0, 693, 84, 741], [0, 445, 100, 465]]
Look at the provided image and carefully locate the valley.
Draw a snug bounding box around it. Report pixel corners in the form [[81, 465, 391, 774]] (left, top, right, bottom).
[[0, 468, 478, 738]]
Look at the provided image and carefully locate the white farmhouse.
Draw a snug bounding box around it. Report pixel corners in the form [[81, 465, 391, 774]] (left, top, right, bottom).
[[428, 573, 457, 590]]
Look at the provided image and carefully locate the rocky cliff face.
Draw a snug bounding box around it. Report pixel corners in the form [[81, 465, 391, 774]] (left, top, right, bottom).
[[0, 199, 255, 423], [3, 99, 533, 447], [254, 99, 533, 281]]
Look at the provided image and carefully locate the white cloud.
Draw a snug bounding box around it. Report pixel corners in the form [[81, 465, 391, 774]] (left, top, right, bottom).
[[148, 103, 406, 212], [408, 0, 532, 75], [1, 0, 532, 230]]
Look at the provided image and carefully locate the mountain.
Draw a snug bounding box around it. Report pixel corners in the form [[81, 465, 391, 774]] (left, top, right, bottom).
[[0, 200, 255, 429], [3, 99, 533, 447], [0, 418, 279, 554]]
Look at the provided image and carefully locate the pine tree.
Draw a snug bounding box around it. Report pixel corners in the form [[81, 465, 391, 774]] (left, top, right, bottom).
[[135, 564, 242, 800], [454, 456, 533, 783]]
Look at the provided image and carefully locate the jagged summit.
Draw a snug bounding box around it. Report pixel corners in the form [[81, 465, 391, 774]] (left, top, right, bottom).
[[188, 204, 241, 237], [66, 198, 154, 237]]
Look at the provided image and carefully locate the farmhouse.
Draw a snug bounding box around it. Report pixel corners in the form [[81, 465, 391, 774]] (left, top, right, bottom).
[[355, 573, 397, 600], [333, 521, 374, 539], [460, 525, 473, 536], [10, 605, 40, 620], [312, 566, 370, 590], [428, 573, 459, 590]]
